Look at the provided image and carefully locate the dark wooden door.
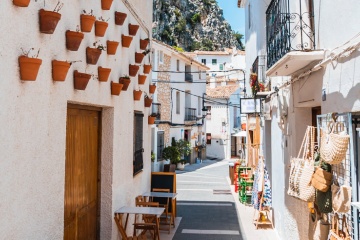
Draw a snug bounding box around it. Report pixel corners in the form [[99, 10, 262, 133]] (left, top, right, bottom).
[[64, 105, 101, 240]]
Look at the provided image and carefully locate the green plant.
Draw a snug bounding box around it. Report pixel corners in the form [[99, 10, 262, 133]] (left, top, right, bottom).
[[151, 151, 155, 162], [176, 139, 191, 157], [173, 46, 184, 52], [162, 146, 181, 164], [93, 40, 106, 51], [191, 13, 201, 26], [122, 75, 130, 79]]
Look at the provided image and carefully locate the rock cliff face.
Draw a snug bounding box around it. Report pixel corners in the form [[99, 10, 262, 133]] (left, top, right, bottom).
[[153, 0, 241, 51]]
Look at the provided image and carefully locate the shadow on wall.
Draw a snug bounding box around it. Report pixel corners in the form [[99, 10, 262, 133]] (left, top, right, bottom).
[[206, 138, 226, 159], [324, 82, 360, 113]]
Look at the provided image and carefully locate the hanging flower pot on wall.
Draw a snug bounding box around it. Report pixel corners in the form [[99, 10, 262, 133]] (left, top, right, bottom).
[[138, 75, 147, 85], [121, 35, 133, 48], [95, 20, 108, 37], [98, 67, 111, 82], [52, 60, 70, 81], [66, 30, 84, 51], [148, 116, 156, 125], [143, 64, 152, 74], [106, 40, 119, 55], [74, 70, 91, 90], [80, 14, 96, 32], [128, 24, 139, 36], [39, 9, 61, 34], [18, 56, 42, 81], [140, 39, 149, 50], [133, 90, 142, 101], [86, 47, 102, 65], [101, 0, 113, 10], [144, 97, 153, 107], [111, 81, 123, 95], [119, 76, 131, 91], [129, 64, 139, 77], [115, 11, 127, 25], [13, 0, 30, 7], [149, 84, 156, 94], [135, 52, 145, 64]]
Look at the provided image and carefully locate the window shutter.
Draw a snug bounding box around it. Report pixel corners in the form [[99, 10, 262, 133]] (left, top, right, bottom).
[[133, 113, 144, 175]]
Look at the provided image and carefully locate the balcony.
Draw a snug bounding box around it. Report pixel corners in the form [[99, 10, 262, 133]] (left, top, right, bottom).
[[185, 73, 193, 82], [266, 0, 323, 77], [151, 103, 161, 120], [185, 108, 197, 121]]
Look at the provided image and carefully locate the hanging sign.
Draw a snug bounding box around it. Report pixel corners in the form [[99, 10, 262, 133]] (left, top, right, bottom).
[[240, 98, 261, 114]]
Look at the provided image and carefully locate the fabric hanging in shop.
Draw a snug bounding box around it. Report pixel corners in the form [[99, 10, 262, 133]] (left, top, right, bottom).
[[251, 159, 272, 210]]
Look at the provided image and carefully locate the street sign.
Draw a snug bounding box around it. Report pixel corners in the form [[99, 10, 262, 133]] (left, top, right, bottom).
[[240, 98, 261, 114]]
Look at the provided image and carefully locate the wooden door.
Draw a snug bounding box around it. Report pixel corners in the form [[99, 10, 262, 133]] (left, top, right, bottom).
[[64, 105, 101, 240]]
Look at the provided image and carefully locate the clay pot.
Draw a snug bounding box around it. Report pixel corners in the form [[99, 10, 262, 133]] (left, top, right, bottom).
[[111, 81, 123, 95], [74, 70, 91, 90], [86, 47, 102, 65], [101, 0, 113, 10], [80, 14, 96, 32], [143, 64, 152, 74], [66, 30, 84, 51], [95, 21, 108, 37], [98, 67, 111, 82], [39, 9, 61, 34], [135, 52, 145, 64], [129, 64, 139, 77], [106, 41, 119, 55], [115, 11, 127, 25], [140, 39, 149, 50], [148, 116, 156, 125], [138, 75, 147, 85], [18, 56, 42, 81], [149, 84, 156, 94], [128, 24, 139, 36], [119, 77, 131, 91], [52, 60, 70, 81], [133, 90, 142, 101], [121, 35, 133, 48], [13, 0, 30, 7], [144, 98, 153, 107]]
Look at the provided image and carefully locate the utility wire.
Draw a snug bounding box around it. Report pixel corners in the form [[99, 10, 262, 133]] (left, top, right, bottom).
[[153, 68, 246, 74]]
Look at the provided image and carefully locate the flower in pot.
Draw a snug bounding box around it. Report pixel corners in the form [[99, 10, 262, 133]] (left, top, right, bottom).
[[138, 74, 147, 85], [13, 0, 30, 7], [101, 0, 113, 10], [114, 11, 127, 25], [106, 40, 119, 55], [149, 83, 156, 94], [129, 64, 139, 77], [66, 27, 84, 51], [111, 81, 123, 96], [73, 70, 91, 90], [140, 38, 150, 50], [119, 75, 131, 91], [133, 89, 142, 101], [144, 93, 153, 107], [128, 23, 139, 36], [86, 41, 106, 65], [39, 3, 63, 34], [121, 34, 133, 48], [18, 48, 42, 81], [135, 52, 145, 64], [98, 66, 111, 82], [95, 16, 109, 37], [80, 10, 96, 32], [143, 64, 152, 74]]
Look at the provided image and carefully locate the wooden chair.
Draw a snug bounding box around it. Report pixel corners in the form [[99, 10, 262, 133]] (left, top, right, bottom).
[[151, 188, 173, 233], [114, 213, 143, 240], [134, 196, 160, 240]]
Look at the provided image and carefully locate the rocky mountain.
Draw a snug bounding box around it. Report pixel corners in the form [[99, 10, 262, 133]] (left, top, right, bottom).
[[153, 0, 243, 51]]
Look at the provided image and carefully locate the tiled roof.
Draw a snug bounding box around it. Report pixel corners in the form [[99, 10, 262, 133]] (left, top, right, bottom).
[[206, 85, 240, 99]]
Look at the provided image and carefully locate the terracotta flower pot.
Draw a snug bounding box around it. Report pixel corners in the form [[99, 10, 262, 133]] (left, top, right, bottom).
[[95, 21, 108, 37], [39, 9, 61, 34], [143, 64, 152, 74], [149, 84, 156, 94], [107, 41, 119, 55], [111, 81, 123, 95], [121, 35, 133, 48], [133, 90, 142, 101], [65, 30, 84, 51], [18, 56, 42, 81], [74, 70, 91, 90], [128, 24, 139, 36], [52, 60, 70, 81], [129, 64, 139, 77], [119, 77, 131, 91], [138, 75, 147, 85], [115, 11, 127, 25], [101, 0, 113, 10], [86, 47, 102, 65], [98, 67, 111, 82], [144, 98, 153, 107], [135, 52, 145, 64], [140, 39, 149, 50], [80, 14, 96, 32], [13, 0, 30, 7], [148, 116, 156, 125]]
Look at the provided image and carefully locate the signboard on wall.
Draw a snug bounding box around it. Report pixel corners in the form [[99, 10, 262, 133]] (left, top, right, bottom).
[[240, 98, 261, 114]]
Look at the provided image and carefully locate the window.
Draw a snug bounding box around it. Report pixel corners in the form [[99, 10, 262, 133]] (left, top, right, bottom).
[[206, 133, 211, 144], [219, 64, 223, 70], [212, 59, 217, 65], [176, 91, 180, 114], [206, 106, 211, 120], [133, 112, 144, 176], [201, 59, 206, 65], [198, 97, 201, 115], [176, 59, 180, 71], [159, 50, 164, 64]]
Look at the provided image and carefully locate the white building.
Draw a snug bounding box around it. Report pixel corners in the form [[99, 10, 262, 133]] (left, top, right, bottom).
[[1, 1, 153, 239], [239, 0, 360, 239]]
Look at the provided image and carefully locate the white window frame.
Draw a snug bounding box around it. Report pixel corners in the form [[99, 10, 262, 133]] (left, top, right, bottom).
[[176, 91, 180, 114], [176, 59, 180, 71], [212, 59, 217, 65]]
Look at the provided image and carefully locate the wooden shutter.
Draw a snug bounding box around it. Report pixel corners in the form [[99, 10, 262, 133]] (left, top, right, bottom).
[[133, 112, 144, 175]]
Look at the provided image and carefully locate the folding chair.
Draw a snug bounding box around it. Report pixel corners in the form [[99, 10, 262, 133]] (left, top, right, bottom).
[[134, 196, 160, 240], [151, 188, 173, 233]]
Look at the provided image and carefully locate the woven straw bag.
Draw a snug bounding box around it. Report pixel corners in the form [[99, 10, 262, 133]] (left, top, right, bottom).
[[311, 167, 332, 192], [329, 214, 351, 240], [320, 122, 349, 165], [332, 178, 352, 213]]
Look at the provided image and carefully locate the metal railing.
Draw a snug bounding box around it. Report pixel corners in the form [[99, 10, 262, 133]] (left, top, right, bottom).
[[266, 0, 316, 69], [251, 55, 267, 83], [185, 108, 197, 121], [151, 103, 161, 120], [185, 73, 193, 82]]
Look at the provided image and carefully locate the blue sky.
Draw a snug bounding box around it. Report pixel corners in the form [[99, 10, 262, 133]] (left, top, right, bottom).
[[216, 0, 245, 36]]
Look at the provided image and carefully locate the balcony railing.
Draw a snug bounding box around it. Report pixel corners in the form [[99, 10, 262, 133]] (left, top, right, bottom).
[[251, 55, 266, 83], [185, 73, 193, 82], [266, 0, 315, 69], [185, 108, 196, 121], [151, 103, 161, 120]]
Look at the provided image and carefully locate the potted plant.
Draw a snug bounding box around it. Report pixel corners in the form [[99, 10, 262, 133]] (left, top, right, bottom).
[[121, 34, 133, 48], [129, 64, 139, 77], [39, 3, 63, 34], [176, 139, 191, 170], [144, 93, 152, 107], [52, 60, 71, 81], [13, 0, 30, 7], [73, 70, 91, 90], [119, 75, 131, 91], [98, 66, 111, 82], [18, 48, 42, 81], [101, 0, 113, 10], [143, 64, 152, 74], [148, 115, 156, 125], [86, 41, 106, 64], [66, 27, 84, 51], [133, 89, 142, 101], [149, 83, 156, 94], [128, 24, 139, 36], [114, 11, 127, 25], [111, 81, 123, 95], [135, 52, 145, 64], [80, 10, 96, 32], [140, 38, 149, 50], [95, 17, 109, 37], [162, 145, 180, 172], [106, 40, 119, 55], [138, 74, 147, 85]]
